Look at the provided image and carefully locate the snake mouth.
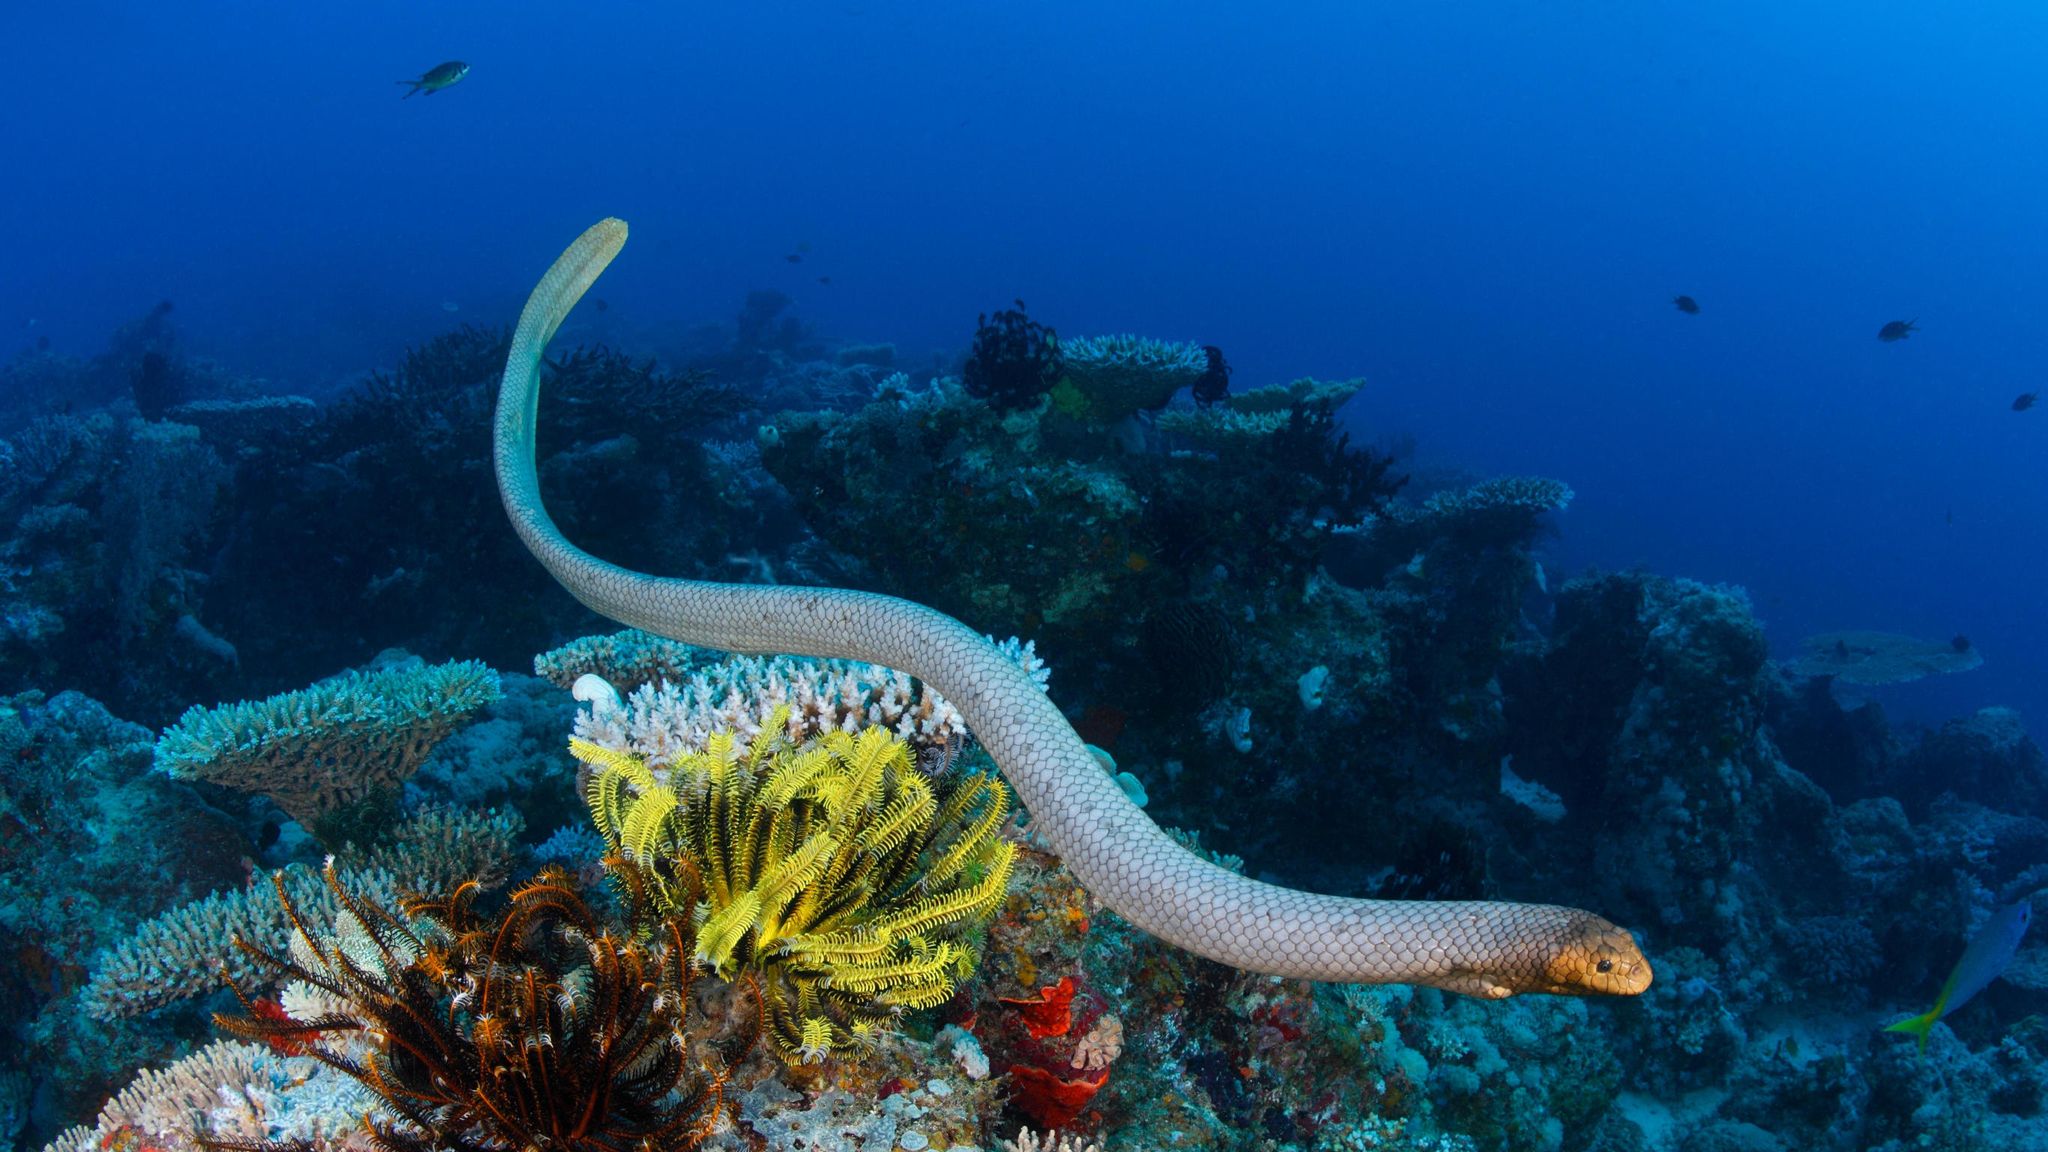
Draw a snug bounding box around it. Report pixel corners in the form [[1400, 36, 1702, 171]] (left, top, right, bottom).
[[1593, 948, 1654, 996]]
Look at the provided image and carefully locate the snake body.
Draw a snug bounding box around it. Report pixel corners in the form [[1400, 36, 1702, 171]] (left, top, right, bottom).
[[494, 218, 1652, 996]]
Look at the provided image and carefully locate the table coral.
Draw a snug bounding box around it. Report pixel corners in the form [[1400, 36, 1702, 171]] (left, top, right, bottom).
[[155, 657, 501, 835], [1055, 335, 1208, 422], [80, 806, 520, 1019]]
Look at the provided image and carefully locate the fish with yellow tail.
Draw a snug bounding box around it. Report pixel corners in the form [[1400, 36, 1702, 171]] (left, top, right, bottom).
[[1884, 898, 2034, 1052]]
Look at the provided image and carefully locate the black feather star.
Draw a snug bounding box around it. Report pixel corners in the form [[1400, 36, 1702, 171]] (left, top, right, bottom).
[[207, 862, 760, 1152]]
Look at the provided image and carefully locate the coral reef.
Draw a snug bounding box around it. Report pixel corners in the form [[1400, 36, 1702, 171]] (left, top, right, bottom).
[[7, 301, 2048, 1152], [0, 413, 232, 721], [202, 324, 764, 692], [756, 363, 1402, 708]]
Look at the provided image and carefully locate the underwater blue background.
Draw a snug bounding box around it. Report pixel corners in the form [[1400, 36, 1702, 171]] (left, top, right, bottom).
[[3, 0, 2042, 730]]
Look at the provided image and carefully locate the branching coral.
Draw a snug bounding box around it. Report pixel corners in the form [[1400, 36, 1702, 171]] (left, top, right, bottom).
[[155, 658, 501, 832], [82, 807, 521, 1019], [569, 638, 1049, 766], [209, 861, 749, 1152], [576, 709, 1017, 1063], [42, 1040, 372, 1152], [44, 1041, 268, 1152]]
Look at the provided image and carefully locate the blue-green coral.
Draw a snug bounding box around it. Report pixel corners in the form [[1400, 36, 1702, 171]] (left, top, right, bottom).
[[155, 656, 501, 828]]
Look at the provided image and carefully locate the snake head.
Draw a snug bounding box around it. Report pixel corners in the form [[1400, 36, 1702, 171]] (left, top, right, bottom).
[[1541, 912, 1653, 996]]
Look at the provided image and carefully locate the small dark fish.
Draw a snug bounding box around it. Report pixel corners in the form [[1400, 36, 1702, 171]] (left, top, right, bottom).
[[399, 61, 469, 99], [785, 253, 803, 264], [1878, 319, 1918, 342], [817, 276, 832, 286], [2014, 392, 2038, 412], [1673, 295, 1700, 315], [1951, 634, 1972, 653], [592, 298, 609, 313]]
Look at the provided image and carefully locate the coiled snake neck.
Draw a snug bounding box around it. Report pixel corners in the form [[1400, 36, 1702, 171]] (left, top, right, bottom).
[[494, 218, 1652, 997]]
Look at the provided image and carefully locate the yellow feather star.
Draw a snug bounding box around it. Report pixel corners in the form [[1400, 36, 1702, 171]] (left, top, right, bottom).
[[572, 718, 1016, 1064]]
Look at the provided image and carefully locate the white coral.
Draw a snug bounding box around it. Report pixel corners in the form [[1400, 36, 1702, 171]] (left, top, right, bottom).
[[1001, 1131, 1102, 1152], [572, 639, 1049, 769], [1072, 1013, 1123, 1071]]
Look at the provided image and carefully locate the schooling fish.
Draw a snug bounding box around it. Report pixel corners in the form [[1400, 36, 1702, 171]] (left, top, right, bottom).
[[1878, 318, 1918, 342], [1884, 899, 2033, 1052], [2014, 391, 2038, 412], [1673, 295, 1700, 315], [400, 61, 469, 99]]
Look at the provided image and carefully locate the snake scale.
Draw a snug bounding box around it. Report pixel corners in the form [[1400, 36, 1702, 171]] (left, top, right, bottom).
[[494, 217, 1652, 996]]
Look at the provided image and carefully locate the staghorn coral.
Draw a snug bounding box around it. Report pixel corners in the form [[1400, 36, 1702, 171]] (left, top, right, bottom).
[[81, 807, 521, 1019], [43, 1041, 265, 1152], [1054, 334, 1208, 422], [578, 710, 1017, 1063], [155, 658, 501, 833], [210, 861, 750, 1152]]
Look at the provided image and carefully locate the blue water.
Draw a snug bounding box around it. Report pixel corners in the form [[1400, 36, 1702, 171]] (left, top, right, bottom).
[[4, 0, 2042, 729]]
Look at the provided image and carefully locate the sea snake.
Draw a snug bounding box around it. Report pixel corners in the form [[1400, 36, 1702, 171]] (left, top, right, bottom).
[[494, 217, 1653, 996]]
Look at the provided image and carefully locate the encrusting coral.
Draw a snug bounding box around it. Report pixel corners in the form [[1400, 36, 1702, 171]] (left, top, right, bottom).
[[155, 658, 501, 834], [208, 861, 752, 1152], [576, 706, 1017, 1064]]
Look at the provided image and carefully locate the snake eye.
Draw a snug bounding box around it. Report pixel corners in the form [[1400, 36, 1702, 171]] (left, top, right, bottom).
[[1596, 958, 1614, 974]]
